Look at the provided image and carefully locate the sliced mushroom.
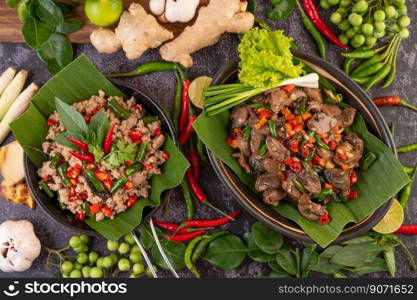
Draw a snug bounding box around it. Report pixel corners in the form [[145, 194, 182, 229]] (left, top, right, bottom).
[[324, 168, 350, 190], [265, 137, 290, 161], [297, 169, 322, 194], [263, 188, 287, 206], [303, 87, 323, 103], [255, 174, 280, 192], [307, 112, 337, 134], [297, 194, 328, 221], [231, 105, 249, 128]]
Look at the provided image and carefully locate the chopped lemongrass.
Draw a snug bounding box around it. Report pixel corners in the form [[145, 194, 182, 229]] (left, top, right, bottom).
[[0, 83, 39, 143], [0, 67, 16, 96], [0, 70, 28, 120]]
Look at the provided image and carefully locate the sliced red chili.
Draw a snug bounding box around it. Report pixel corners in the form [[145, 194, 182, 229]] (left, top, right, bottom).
[[162, 152, 170, 160], [103, 180, 113, 190], [154, 128, 162, 136], [133, 104, 142, 111], [86, 163, 97, 170], [75, 213, 86, 221], [101, 205, 113, 217], [129, 129, 142, 140], [337, 153, 347, 161], [289, 140, 299, 153], [144, 163, 154, 170], [42, 175, 51, 181], [127, 196, 137, 207], [289, 161, 303, 172], [328, 140, 337, 151], [319, 214, 331, 225], [46, 118, 55, 126], [312, 155, 321, 164], [69, 186, 76, 196], [259, 110, 272, 119], [95, 171, 110, 182], [350, 171, 358, 185], [348, 190, 358, 200], [124, 181, 134, 190], [90, 203, 101, 215], [70, 178, 78, 185]]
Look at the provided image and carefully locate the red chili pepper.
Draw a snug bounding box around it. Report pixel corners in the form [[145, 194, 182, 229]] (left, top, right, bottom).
[[103, 180, 113, 190], [154, 128, 162, 136], [124, 181, 134, 190], [187, 151, 201, 179], [186, 168, 207, 203], [127, 196, 137, 207], [395, 225, 417, 235], [70, 178, 78, 185], [319, 214, 331, 225], [162, 152, 170, 160], [84, 114, 91, 124], [144, 163, 154, 170], [328, 140, 337, 151], [153, 220, 213, 234], [350, 171, 357, 185], [282, 84, 295, 93], [337, 153, 347, 161], [75, 213, 86, 221], [289, 161, 303, 172], [259, 110, 272, 119], [95, 171, 110, 182], [289, 140, 299, 153], [301, 143, 313, 158], [43, 175, 51, 181], [312, 155, 321, 165], [179, 80, 191, 133], [128, 129, 142, 140], [103, 124, 116, 155], [133, 104, 142, 111], [348, 189, 358, 200], [184, 210, 241, 227], [372, 96, 400, 106], [69, 151, 94, 162], [86, 163, 97, 170], [303, 0, 347, 49], [179, 115, 197, 145], [101, 205, 113, 217], [166, 230, 206, 242], [89, 203, 101, 215], [81, 193, 88, 200], [46, 118, 55, 126], [69, 186, 76, 196], [66, 137, 89, 153]]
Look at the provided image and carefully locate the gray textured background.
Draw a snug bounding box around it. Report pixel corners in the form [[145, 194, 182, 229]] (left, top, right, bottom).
[[0, 0, 416, 278]]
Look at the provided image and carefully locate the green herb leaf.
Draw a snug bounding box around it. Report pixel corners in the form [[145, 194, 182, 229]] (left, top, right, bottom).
[[275, 249, 297, 275], [330, 243, 383, 267], [137, 224, 157, 250], [243, 232, 276, 263], [267, 0, 295, 21], [269, 271, 291, 278], [151, 241, 186, 270], [54, 131, 86, 150], [102, 140, 137, 169], [268, 260, 288, 274], [37, 33, 73, 74], [204, 235, 247, 270], [88, 144, 104, 162], [87, 109, 109, 146], [300, 244, 319, 278], [56, 19, 83, 34], [251, 222, 283, 254], [6, 0, 21, 8], [55, 97, 87, 137], [55, 2, 75, 15], [350, 257, 388, 275], [22, 15, 54, 49], [36, 0, 64, 26]]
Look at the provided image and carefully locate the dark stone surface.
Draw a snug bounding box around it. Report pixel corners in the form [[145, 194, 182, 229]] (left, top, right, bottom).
[[0, 0, 416, 278]]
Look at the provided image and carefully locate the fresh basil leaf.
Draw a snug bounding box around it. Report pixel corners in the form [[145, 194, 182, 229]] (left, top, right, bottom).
[[56, 2, 76, 15], [330, 243, 383, 268], [151, 241, 186, 270], [267, 0, 295, 21], [350, 257, 388, 275], [269, 271, 291, 278], [275, 249, 297, 275], [6, 0, 22, 8], [251, 222, 283, 254], [243, 232, 276, 263], [22, 15, 54, 49], [37, 33, 73, 73], [87, 109, 109, 145], [300, 244, 319, 278], [56, 19, 83, 34], [55, 97, 87, 137], [36, 0, 64, 26], [268, 260, 288, 273], [54, 132, 85, 150], [204, 235, 247, 270]]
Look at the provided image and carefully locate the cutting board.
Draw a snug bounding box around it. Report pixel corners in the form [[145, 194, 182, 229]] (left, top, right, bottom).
[[0, 0, 209, 44]]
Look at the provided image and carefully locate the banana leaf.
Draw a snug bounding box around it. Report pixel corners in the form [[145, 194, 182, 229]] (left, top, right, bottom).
[[193, 108, 409, 248], [10, 55, 188, 240]]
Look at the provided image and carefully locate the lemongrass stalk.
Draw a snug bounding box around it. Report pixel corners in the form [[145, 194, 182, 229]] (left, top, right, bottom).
[[0, 82, 39, 143], [0, 70, 28, 120], [0, 67, 16, 96]]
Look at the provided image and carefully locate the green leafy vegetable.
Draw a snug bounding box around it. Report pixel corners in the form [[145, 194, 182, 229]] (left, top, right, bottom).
[[275, 249, 297, 275], [87, 109, 110, 146], [251, 222, 283, 254], [37, 33, 73, 74], [56, 19, 83, 34], [330, 243, 383, 267], [22, 15, 55, 49], [102, 140, 137, 169], [151, 241, 187, 270], [300, 244, 319, 277], [36, 0, 64, 26], [88, 145, 104, 162], [238, 28, 304, 88], [243, 232, 276, 263], [204, 235, 247, 270], [267, 0, 295, 21], [55, 97, 87, 137]]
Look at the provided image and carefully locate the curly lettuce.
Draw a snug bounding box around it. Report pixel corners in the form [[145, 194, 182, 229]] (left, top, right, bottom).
[[238, 28, 304, 88]]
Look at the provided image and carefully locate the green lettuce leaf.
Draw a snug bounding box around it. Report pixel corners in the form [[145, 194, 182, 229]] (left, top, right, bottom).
[[238, 28, 304, 88]]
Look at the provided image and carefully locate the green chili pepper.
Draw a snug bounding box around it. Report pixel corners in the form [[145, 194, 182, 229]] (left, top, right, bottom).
[[268, 121, 278, 139], [191, 231, 229, 263], [49, 153, 62, 169], [250, 102, 267, 109], [311, 188, 334, 200], [351, 55, 381, 77], [296, 97, 307, 115], [360, 152, 377, 171], [304, 148, 316, 162], [110, 177, 127, 195], [141, 116, 159, 124], [353, 77, 371, 84], [108, 99, 131, 120], [85, 169, 105, 193], [364, 64, 392, 92], [185, 235, 208, 278], [172, 72, 182, 132], [343, 57, 355, 74], [243, 125, 252, 141], [58, 163, 72, 187], [258, 140, 267, 156], [83, 202, 93, 217], [125, 163, 142, 176], [196, 137, 208, 163], [315, 133, 330, 150], [58, 200, 66, 210], [136, 142, 148, 161], [353, 61, 385, 79], [39, 181, 54, 198], [181, 180, 194, 220], [292, 179, 305, 193], [380, 67, 396, 89], [342, 48, 382, 59], [397, 143, 417, 153], [107, 62, 183, 77], [389, 122, 395, 136], [398, 166, 417, 209]]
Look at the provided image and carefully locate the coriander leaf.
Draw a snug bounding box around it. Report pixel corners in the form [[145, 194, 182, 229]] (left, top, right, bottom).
[[267, 0, 295, 21], [55, 97, 87, 137], [22, 15, 55, 50], [102, 140, 137, 169], [89, 144, 104, 162], [56, 19, 83, 34], [36, 0, 64, 26]]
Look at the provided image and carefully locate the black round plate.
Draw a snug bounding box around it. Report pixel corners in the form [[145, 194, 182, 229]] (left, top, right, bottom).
[[24, 80, 177, 235]]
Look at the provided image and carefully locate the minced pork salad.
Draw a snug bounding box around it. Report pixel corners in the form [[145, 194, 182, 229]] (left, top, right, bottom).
[[37, 91, 169, 221]]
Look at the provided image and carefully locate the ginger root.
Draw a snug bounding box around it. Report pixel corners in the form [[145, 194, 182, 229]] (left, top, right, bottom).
[[159, 0, 254, 67], [90, 3, 174, 60]]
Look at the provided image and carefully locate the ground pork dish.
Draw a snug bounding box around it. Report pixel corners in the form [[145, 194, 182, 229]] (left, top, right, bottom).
[[37, 91, 169, 221], [227, 85, 363, 224]]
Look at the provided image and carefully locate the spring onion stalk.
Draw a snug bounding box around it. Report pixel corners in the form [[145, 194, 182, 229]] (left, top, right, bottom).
[[0, 70, 28, 120], [0, 67, 16, 96], [0, 83, 38, 143], [204, 73, 319, 116]]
